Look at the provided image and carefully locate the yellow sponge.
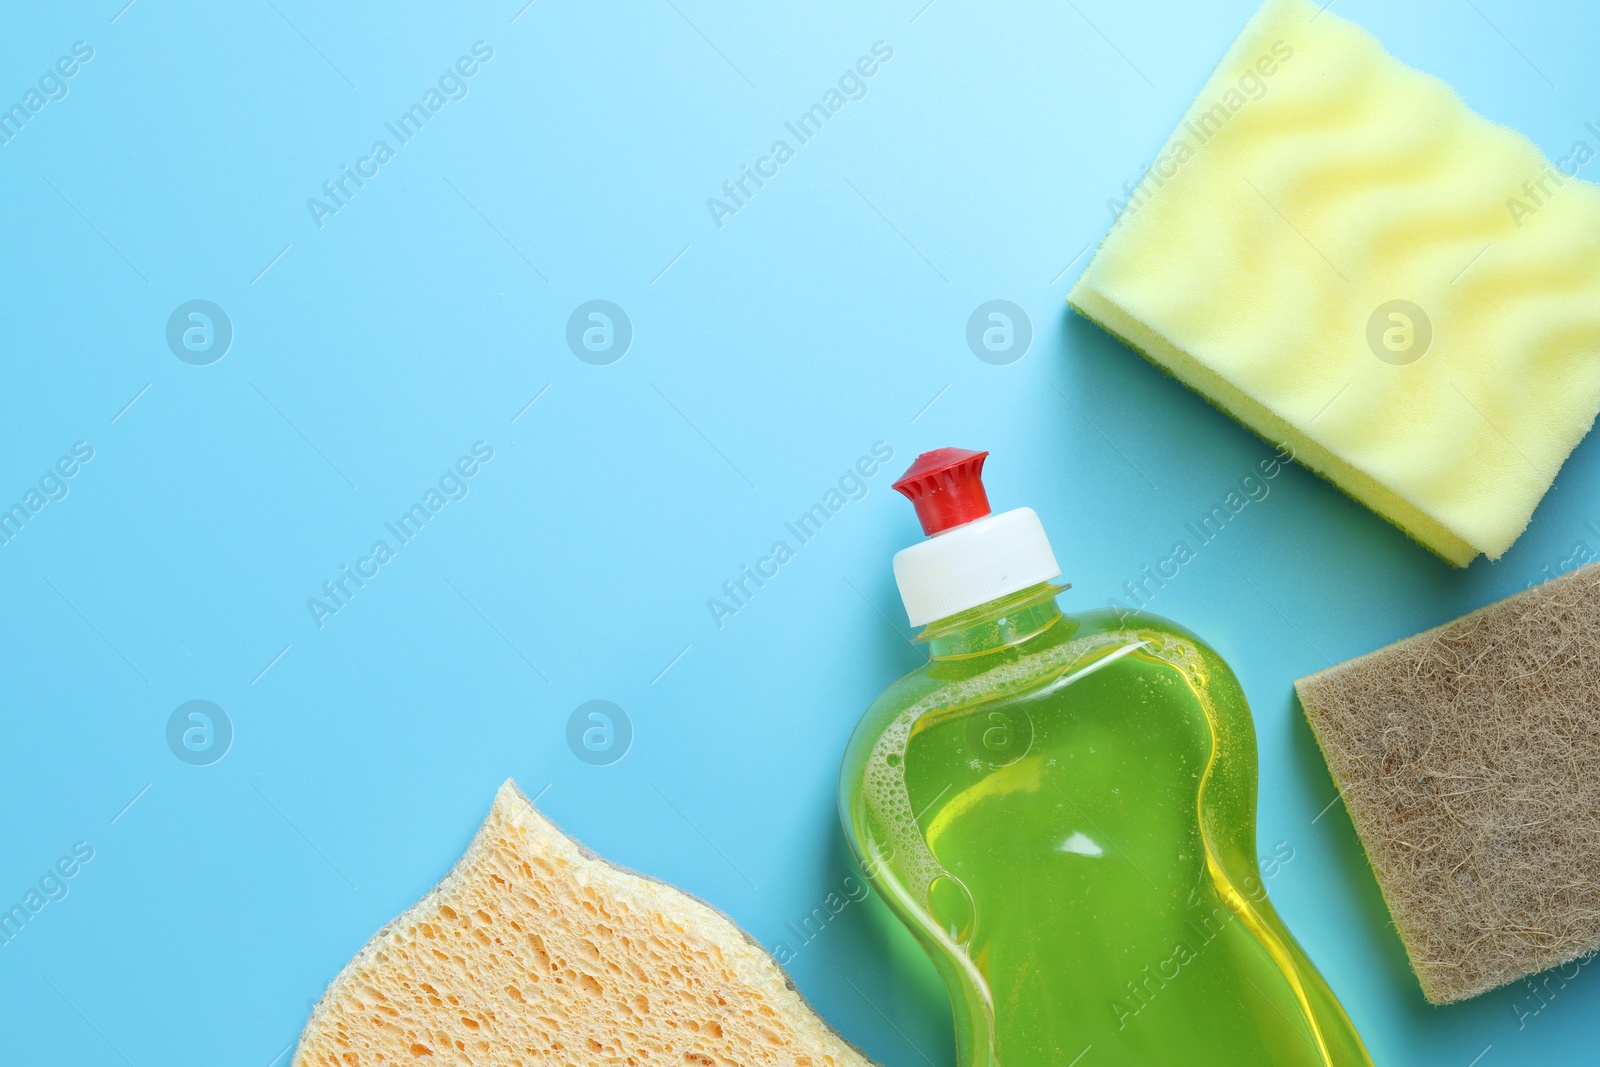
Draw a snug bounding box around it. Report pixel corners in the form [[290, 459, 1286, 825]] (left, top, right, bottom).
[[295, 782, 876, 1067], [1069, 0, 1600, 565]]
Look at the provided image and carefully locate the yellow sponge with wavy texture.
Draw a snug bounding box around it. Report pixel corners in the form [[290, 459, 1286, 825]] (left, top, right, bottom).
[[1069, 0, 1600, 565]]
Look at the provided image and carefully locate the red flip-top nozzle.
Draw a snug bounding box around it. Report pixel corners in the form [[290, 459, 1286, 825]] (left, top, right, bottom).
[[893, 448, 992, 535]]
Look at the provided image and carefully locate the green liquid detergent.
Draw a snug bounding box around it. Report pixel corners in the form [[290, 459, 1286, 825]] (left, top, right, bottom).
[[838, 449, 1370, 1067]]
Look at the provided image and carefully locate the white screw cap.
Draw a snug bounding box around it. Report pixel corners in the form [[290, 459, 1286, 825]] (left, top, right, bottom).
[[893, 507, 1061, 626]]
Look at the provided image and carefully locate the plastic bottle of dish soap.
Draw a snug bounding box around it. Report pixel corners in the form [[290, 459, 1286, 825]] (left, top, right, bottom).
[[838, 448, 1371, 1067]]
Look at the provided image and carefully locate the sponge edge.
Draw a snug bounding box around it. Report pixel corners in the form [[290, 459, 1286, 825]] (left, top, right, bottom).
[[1070, 0, 1600, 565], [1297, 563, 1600, 1004], [295, 780, 877, 1066]]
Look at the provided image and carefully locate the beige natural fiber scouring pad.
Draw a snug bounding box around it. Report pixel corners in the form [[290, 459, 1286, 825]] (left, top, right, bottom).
[[1069, 0, 1600, 566], [295, 780, 877, 1067], [1297, 562, 1600, 1004]]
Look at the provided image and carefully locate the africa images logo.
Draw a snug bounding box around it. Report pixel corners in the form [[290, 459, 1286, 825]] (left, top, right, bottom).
[[566, 301, 633, 365], [166, 300, 233, 365], [306, 442, 495, 629], [0, 41, 94, 148], [705, 41, 895, 230], [166, 701, 234, 767], [1107, 40, 1295, 225], [306, 42, 495, 230], [1366, 300, 1432, 366], [706, 442, 894, 629]]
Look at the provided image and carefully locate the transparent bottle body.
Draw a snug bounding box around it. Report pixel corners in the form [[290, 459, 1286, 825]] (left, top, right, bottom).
[[838, 584, 1370, 1067]]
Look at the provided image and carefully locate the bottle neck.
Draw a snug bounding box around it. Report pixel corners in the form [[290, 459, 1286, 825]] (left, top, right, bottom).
[[921, 582, 1068, 659]]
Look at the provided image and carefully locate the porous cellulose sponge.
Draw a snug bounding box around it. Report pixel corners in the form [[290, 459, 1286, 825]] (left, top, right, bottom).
[[1297, 563, 1600, 1004], [296, 781, 876, 1067], [1069, 0, 1600, 565]]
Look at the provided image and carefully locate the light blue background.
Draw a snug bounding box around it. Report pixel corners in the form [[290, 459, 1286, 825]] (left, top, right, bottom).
[[2, 0, 1596, 1063]]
